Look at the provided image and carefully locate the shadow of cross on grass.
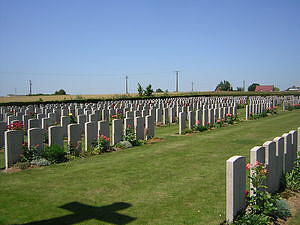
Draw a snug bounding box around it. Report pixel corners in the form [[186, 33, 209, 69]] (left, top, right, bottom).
[[19, 202, 136, 225]]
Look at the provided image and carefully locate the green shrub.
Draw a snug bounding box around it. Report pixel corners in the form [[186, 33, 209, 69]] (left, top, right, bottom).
[[261, 112, 267, 117], [237, 104, 246, 109], [181, 128, 193, 134], [69, 113, 77, 123], [15, 161, 31, 170], [94, 135, 110, 153], [21, 144, 43, 162], [193, 123, 208, 132], [225, 113, 236, 124], [238, 161, 283, 224], [44, 133, 49, 144], [116, 141, 133, 149], [67, 142, 82, 156], [246, 161, 279, 216], [31, 158, 51, 166], [43, 145, 67, 163], [287, 105, 294, 111], [233, 213, 269, 225], [294, 104, 300, 109], [272, 199, 291, 219], [285, 154, 300, 191], [124, 128, 143, 146]]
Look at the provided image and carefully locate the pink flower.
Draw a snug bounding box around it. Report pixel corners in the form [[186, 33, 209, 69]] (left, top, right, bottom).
[[196, 120, 200, 125], [216, 119, 221, 123], [255, 160, 260, 166], [245, 163, 252, 170]]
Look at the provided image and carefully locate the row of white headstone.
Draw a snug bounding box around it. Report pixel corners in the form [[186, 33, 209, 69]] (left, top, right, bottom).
[[178, 106, 237, 134], [226, 128, 300, 222], [2, 94, 296, 130], [1, 95, 296, 169], [3, 113, 156, 169], [0, 99, 244, 149], [245, 103, 272, 120]]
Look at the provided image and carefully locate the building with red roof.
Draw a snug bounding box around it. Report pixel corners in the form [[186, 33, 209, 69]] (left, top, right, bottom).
[[255, 85, 274, 92]]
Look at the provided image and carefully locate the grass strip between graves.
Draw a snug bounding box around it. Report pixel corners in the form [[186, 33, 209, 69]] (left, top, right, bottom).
[[0, 109, 300, 225]]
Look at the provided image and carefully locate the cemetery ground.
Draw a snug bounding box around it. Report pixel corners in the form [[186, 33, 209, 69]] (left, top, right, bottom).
[[0, 109, 300, 225]]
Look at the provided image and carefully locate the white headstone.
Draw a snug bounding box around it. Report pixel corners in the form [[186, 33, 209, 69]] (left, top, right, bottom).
[[226, 156, 246, 223], [5, 130, 24, 169], [48, 126, 64, 148], [28, 128, 44, 151]]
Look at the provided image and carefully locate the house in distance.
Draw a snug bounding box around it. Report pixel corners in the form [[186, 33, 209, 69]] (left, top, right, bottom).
[[255, 85, 274, 92]]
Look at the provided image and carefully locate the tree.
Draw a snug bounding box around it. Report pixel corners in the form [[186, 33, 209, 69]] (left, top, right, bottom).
[[137, 83, 154, 97], [236, 87, 244, 91], [274, 87, 280, 91], [215, 80, 233, 91], [137, 83, 144, 97], [54, 89, 66, 95], [248, 83, 260, 91], [144, 84, 154, 97], [156, 88, 163, 93]]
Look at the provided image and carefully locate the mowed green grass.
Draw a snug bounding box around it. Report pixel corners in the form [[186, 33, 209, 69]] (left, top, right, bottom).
[[0, 110, 300, 225]]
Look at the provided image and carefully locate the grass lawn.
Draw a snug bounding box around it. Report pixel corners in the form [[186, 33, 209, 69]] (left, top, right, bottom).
[[0, 109, 300, 225]]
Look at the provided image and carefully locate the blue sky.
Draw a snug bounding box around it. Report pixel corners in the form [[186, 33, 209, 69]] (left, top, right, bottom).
[[0, 0, 299, 96]]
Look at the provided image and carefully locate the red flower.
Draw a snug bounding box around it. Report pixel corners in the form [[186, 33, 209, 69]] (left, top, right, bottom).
[[246, 163, 252, 170], [245, 190, 249, 196]]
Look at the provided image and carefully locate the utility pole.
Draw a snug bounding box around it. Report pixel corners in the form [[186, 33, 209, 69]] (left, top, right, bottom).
[[125, 75, 128, 94], [243, 80, 245, 91], [192, 82, 194, 92], [29, 80, 32, 95], [174, 71, 179, 92]]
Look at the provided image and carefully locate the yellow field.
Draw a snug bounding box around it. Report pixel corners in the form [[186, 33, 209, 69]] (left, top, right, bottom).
[[0, 93, 138, 103]]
